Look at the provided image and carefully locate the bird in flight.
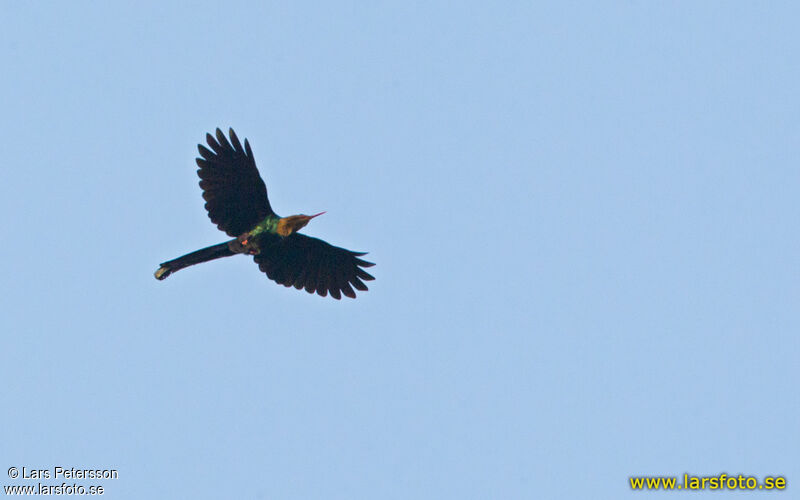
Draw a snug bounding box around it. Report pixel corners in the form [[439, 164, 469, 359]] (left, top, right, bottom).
[[155, 128, 375, 299]]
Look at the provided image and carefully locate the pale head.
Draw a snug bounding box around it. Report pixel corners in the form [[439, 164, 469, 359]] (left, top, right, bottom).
[[277, 211, 325, 237]]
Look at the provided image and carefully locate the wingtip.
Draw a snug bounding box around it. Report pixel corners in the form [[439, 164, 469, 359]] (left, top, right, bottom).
[[354, 256, 375, 268], [215, 128, 231, 148], [229, 128, 243, 152]]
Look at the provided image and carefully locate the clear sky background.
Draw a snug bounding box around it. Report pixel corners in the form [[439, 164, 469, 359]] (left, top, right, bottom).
[[1, 2, 798, 499]]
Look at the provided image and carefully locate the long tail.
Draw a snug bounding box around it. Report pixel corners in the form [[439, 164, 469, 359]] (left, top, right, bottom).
[[154, 241, 235, 280]]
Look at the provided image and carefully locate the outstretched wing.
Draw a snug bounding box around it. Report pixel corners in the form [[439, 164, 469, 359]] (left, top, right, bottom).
[[196, 128, 274, 237], [253, 233, 375, 299]]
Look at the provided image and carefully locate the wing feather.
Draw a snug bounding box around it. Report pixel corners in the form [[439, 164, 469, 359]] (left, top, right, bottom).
[[195, 128, 274, 237], [253, 233, 374, 299]]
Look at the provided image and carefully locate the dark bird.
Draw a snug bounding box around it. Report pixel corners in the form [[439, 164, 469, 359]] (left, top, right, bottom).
[[155, 128, 375, 299]]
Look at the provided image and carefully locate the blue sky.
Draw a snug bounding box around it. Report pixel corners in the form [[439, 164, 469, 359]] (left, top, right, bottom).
[[1, 1, 798, 498]]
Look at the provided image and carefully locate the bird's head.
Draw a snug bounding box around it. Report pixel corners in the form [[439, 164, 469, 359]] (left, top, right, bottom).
[[277, 212, 325, 237]]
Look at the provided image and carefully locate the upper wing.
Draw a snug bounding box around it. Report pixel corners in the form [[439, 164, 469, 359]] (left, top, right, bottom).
[[253, 232, 375, 299], [196, 128, 274, 237]]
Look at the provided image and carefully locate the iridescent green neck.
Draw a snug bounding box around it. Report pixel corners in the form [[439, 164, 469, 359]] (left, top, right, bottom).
[[249, 215, 280, 236]]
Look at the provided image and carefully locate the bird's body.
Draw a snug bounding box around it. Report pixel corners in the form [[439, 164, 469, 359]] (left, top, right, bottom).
[[155, 128, 374, 299]]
